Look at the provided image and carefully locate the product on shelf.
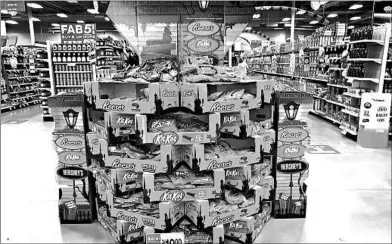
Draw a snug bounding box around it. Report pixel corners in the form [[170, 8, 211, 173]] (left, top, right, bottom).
[[349, 25, 374, 41]]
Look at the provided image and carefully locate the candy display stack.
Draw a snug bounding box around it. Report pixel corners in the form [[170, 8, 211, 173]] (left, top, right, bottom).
[[84, 57, 278, 243], [48, 93, 93, 224]]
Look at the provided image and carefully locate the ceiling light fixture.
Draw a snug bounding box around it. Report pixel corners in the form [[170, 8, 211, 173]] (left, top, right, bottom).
[[311, 1, 328, 11], [77, 20, 85, 23], [349, 4, 363, 10], [5, 20, 18, 24], [296, 9, 306, 15], [104, 17, 110, 21], [253, 14, 260, 18], [310, 20, 319, 24], [27, 3, 43, 9], [57, 13, 68, 18], [282, 18, 291, 22], [350, 16, 361, 20], [87, 9, 99, 14], [198, 1, 209, 12], [32, 17, 40, 21], [347, 25, 355, 29], [327, 13, 338, 18], [245, 27, 252, 30], [52, 23, 60, 27], [1, 9, 9, 14]]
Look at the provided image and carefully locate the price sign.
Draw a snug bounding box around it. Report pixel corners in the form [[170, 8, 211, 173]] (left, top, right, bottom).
[[146, 233, 185, 244], [60, 23, 96, 44]]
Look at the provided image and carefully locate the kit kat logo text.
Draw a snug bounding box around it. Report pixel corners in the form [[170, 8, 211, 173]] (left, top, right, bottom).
[[225, 169, 242, 178], [188, 37, 219, 53], [228, 222, 245, 230], [58, 151, 86, 165], [277, 144, 306, 159], [116, 116, 134, 126], [128, 223, 143, 231], [188, 21, 220, 36], [212, 215, 235, 226], [57, 166, 88, 180], [153, 131, 179, 145], [222, 115, 239, 124], [55, 135, 84, 150], [210, 102, 235, 112], [122, 172, 139, 182], [207, 160, 233, 170], [160, 190, 185, 202], [116, 212, 137, 223], [277, 160, 309, 174], [278, 128, 309, 143], [162, 89, 177, 97], [102, 101, 125, 111]]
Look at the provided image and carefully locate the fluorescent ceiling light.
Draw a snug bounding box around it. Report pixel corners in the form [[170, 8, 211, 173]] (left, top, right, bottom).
[[52, 23, 60, 27], [104, 17, 110, 21], [274, 28, 283, 30], [32, 17, 40, 21], [327, 13, 338, 18], [76, 20, 85, 23], [1, 9, 9, 14], [245, 27, 252, 30], [87, 9, 99, 14], [67, 0, 78, 3], [310, 20, 319, 24], [350, 16, 361, 20], [282, 18, 291, 22], [296, 9, 306, 15], [347, 25, 355, 29], [349, 4, 363, 10], [5, 20, 18, 24], [255, 6, 271, 10], [57, 13, 68, 18], [156, 23, 167, 27], [253, 14, 260, 18], [27, 3, 43, 9]]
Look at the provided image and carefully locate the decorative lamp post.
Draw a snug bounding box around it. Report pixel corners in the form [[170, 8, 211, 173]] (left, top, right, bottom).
[[62, 109, 79, 129], [198, 1, 209, 11], [283, 101, 300, 120]]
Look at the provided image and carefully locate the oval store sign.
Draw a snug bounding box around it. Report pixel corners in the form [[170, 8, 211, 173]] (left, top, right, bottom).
[[188, 21, 220, 36], [57, 166, 88, 180], [277, 160, 309, 174], [55, 135, 85, 150], [187, 37, 219, 53], [58, 151, 86, 165], [277, 144, 306, 159], [278, 127, 309, 143]]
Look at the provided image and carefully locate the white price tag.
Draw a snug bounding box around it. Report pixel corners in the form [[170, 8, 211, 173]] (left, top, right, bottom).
[[341, 130, 347, 135], [146, 233, 185, 244]]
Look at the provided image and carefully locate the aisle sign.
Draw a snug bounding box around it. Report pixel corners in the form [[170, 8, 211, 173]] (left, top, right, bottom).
[[359, 93, 391, 129], [146, 233, 185, 244], [60, 23, 96, 43], [0, 1, 25, 13]]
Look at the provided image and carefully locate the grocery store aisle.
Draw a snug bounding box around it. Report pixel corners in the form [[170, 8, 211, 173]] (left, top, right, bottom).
[[1, 109, 391, 243]]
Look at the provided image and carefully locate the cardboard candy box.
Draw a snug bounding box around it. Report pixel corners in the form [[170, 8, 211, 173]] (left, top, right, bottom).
[[142, 169, 225, 203], [184, 186, 265, 228], [224, 201, 272, 244], [135, 113, 220, 145], [180, 79, 276, 114], [190, 134, 275, 172]]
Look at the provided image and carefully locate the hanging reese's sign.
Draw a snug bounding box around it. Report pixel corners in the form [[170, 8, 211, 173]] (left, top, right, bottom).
[[60, 23, 96, 43]]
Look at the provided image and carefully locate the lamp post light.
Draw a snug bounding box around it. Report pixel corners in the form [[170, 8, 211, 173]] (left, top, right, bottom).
[[62, 109, 79, 129], [198, 1, 209, 12], [283, 101, 300, 120]]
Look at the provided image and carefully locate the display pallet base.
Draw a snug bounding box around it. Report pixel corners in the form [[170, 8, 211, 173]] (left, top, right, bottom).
[[43, 116, 54, 122]]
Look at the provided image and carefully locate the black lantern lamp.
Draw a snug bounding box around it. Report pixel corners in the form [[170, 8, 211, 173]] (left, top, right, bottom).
[[198, 1, 209, 11], [63, 109, 79, 129], [283, 101, 300, 120]]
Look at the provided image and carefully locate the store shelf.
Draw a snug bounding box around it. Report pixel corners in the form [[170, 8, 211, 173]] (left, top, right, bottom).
[[10, 90, 38, 94], [327, 83, 349, 89], [8, 76, 38, 80], [325, 99, 346, 107], [309, 110, 342, 125], [384, 77, 392, 81], [349, 39, 384, 45], [3, 63, 30, 65], [10, 82, 39, 86], [253, 70, 328, 83], [96, 65, 114, 69], [343, 92, 361, 99], [328, 67, 344, 71], [10, 95, 39, 101], [345, 76, 379, 83], [340, 126, 358, 135], [36, 68, 50, 71], [96, 56, 120, 59], [54, 71, 92, 73], [6, 69, 27, 72], [54, 62, 90, 65], [1, 105, 15, 111], [56, 85, 83, 88], [341, 109, 359, 117], [347, 58, 382, 64]]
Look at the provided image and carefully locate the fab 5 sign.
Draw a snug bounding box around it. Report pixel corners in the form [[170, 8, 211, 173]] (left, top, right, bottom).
[[60, 23, 96, 43]]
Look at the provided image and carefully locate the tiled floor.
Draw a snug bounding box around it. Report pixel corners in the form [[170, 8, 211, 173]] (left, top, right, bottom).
[[1, 106, 391, 243]]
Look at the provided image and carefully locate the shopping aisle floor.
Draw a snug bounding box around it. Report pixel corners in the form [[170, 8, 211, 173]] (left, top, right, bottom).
[[1, 106, 391, 243]]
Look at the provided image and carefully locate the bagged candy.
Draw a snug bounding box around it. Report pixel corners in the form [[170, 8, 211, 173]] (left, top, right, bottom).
[[149, 117, 177, 132], [241, 93, 255, 100], [192, 174, 214, 185], [239, 196, 255, 208], [121, 143, 149, 159], [225, 190, 246, 205], [227, 89, 245, 100], [208, 91, 224, 101]]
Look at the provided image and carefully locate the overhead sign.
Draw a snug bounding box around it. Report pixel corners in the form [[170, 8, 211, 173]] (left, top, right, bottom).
[[60, 23, 96, 43], [188, 20, 220, 36], [187, 37, 220, 53], [277, 160, 309, 174], [277, 144, 307, 158], [58, 151, 86, 165], [57, 166, 88, 180], [1, 1, 25, 13]]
